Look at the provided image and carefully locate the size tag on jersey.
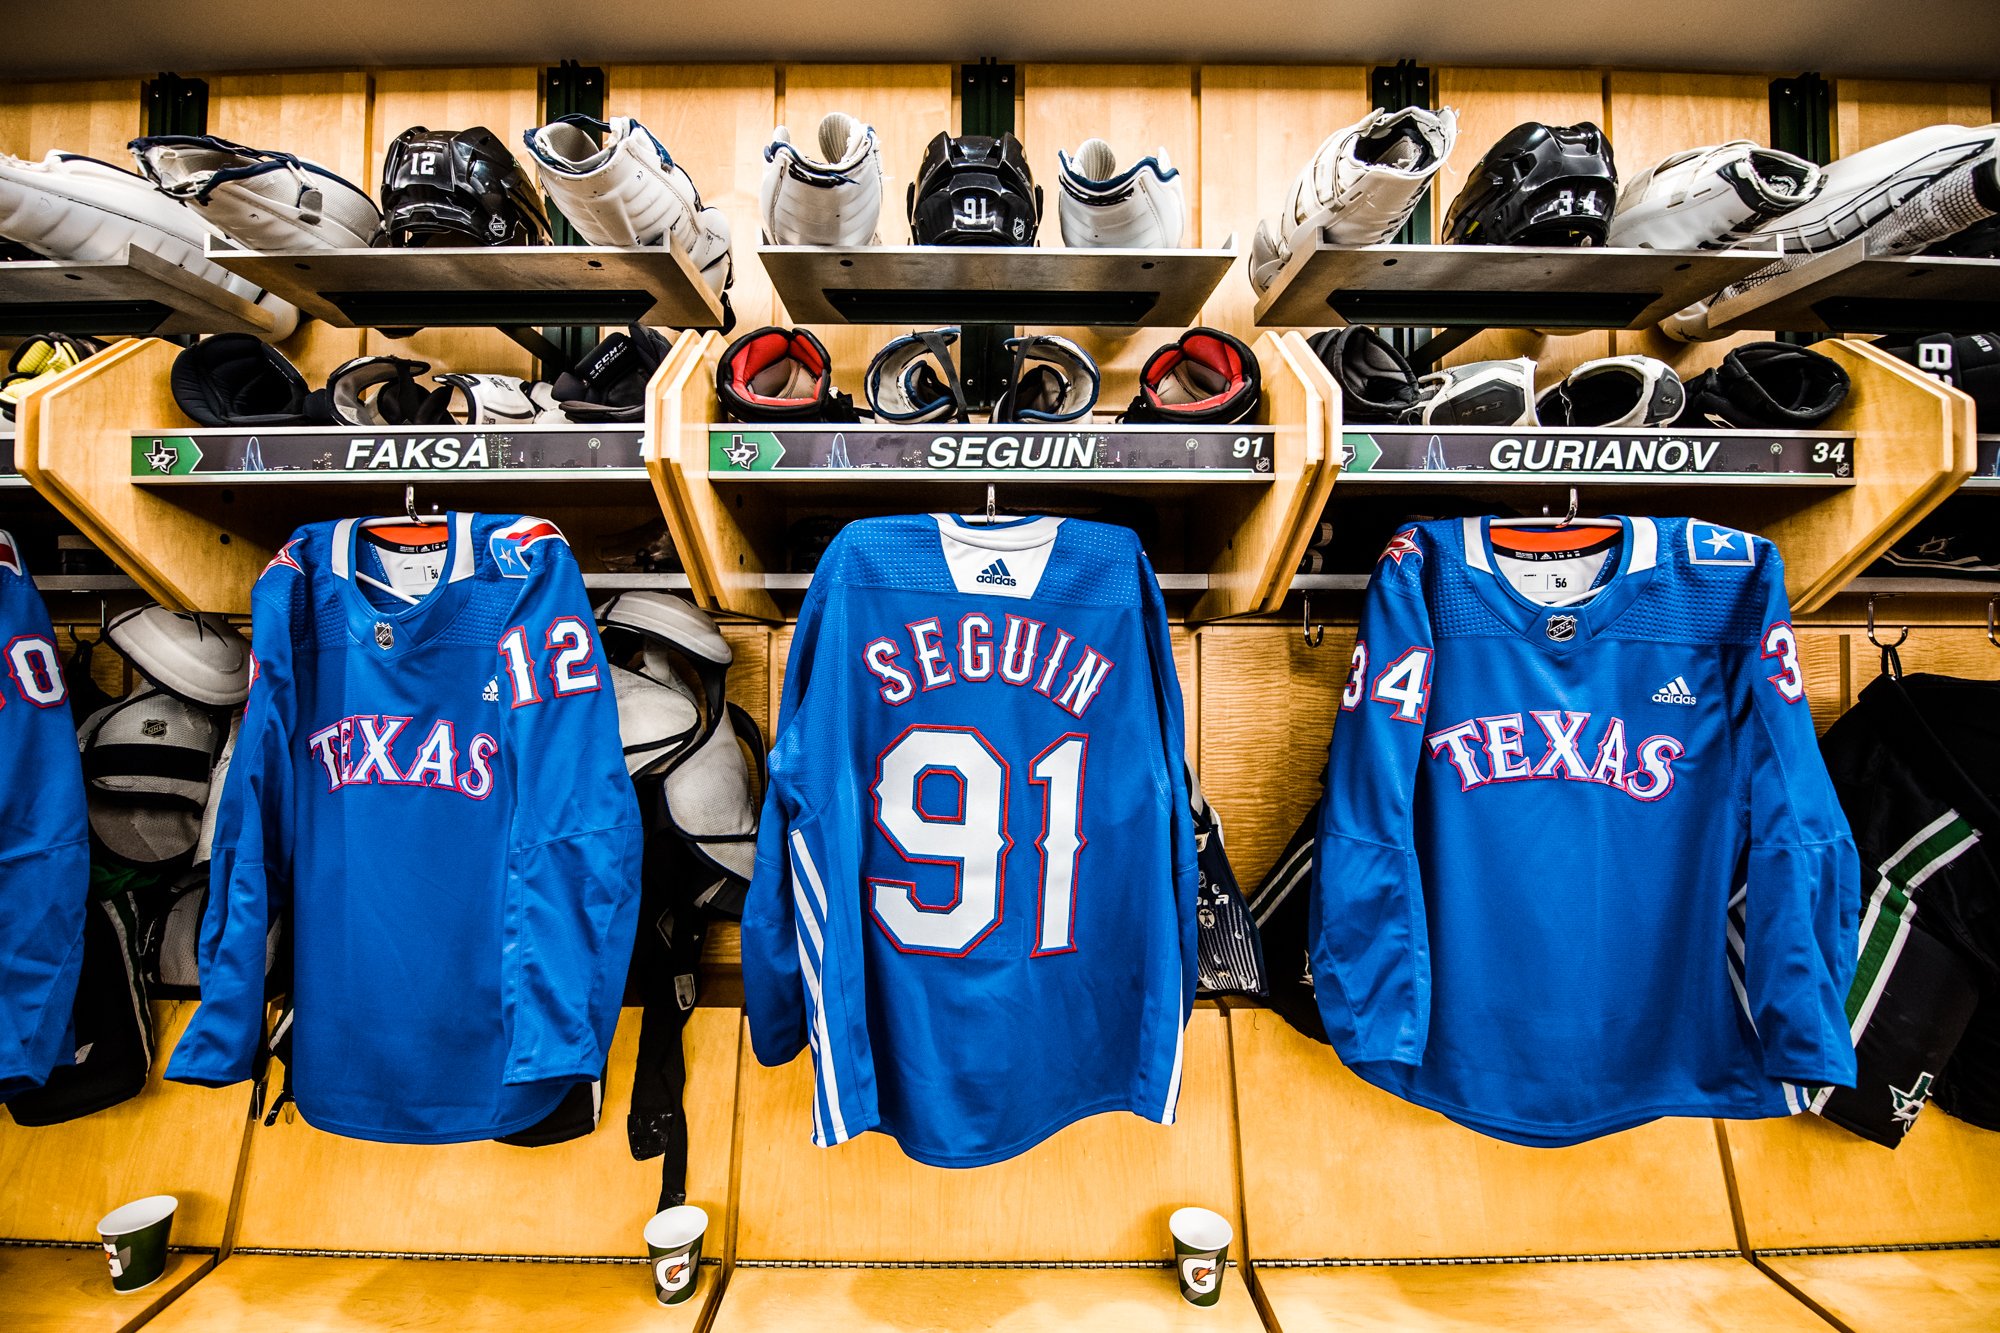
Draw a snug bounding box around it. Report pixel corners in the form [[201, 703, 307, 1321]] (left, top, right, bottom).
[[365, 535, 449, 597], [1495, 548, 1613, 605]]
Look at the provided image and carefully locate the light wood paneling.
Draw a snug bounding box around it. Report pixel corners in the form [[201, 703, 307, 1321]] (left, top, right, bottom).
[[1023, 65, 1198, 405], [1437, 68, 1613, 376], [144, 1253, 709, 1333], [0, 1002, 252, 1246], [1835, 79, 1997, 153], [0, 1247, 215, 1333], [1606, 72, 1778, 374], [1761, 1249, 2000, 1333], [16, 337, 275, 613], [780, 65, 953, 382], [1723, 1095, 2000, 1250], [231, 1007, 739, 1256], [1232, 1007, 1742, 1260], [713, 1266, 1265, 1332], [1198, 66, 1372, 343], [720, 623, 775, 743], [1793, 626, 1852, 734], [1736, 340, 1974, 612], [1256, 1257, 1829, 1332], [0, 79, 140, 162], [1196, 624, 1347, 888], [609, 65, 779, 331], [364, 68, 541, 376], [733, 1010, 1238, 1262], [208, 71, 372, 377]]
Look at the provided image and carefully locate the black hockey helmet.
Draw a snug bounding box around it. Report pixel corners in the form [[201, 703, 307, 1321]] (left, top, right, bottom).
[[908, 132, 1042, 246], [377, 126, 549, 248], [1445, 122, 1617, 247]]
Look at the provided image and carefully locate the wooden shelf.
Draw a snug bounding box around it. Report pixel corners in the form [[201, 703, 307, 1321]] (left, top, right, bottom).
[[648, 329, 1337, 625], [756, 242, 1235, 325], [1702, 243, 2000, 336], [127, 424, 648, 483], [0, 245, 293, 338], [203, 240, 726, 330], [1252, 241, 1777, 331], [1334, 424, 1856, 487]]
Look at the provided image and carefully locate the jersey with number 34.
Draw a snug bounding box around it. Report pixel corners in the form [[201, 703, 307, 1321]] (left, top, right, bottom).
[[743, 514, 1199, 1167], [1312, 516, 1859, 1147]]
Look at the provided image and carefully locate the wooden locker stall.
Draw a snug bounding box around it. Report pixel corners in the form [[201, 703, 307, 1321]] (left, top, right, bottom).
[[362, 68, 543, 377], [142, 1008, 741, 1332], [0, 1004, 256, 1333], [0, 79, 141, 162], [1432, 67, 1614, 380]]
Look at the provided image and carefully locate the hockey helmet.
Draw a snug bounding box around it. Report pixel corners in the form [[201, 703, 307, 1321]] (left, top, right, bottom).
[[377, 126, 549, 248], [1445, 122, 1617, 247], [908, 132, 1042, 246], [79, 687, 226, 867]]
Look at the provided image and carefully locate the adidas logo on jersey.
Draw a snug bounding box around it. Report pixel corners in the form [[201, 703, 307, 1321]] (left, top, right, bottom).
[[1652, 676, 1699, 706], [483, 677, 500, 702], [975, 559, 1018, 587]]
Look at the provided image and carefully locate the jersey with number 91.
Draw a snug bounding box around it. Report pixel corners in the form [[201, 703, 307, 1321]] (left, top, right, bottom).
[[1313, 515, 1859, 1146], [744, 514, 1198, 1167]]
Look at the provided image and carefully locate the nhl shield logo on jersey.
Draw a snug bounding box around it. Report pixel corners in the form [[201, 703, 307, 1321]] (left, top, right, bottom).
[[1545, 614, 1578, 642], [373, 621, 395, 650], [1379, 528, 1422, 566], [490, 518, 567, 578]]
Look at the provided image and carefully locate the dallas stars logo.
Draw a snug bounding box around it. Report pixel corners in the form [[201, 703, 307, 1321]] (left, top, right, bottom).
[[1890, 1071, 1935, 1134], [144, 439, 179, 474], [1378, 528, 1421, 566], [723, 434, 760, 469]]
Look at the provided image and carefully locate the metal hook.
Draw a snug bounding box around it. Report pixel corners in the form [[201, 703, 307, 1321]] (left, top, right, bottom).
[[1302, 593, 1325, 648], [1556, 487, 1580, 528], [984, 484, 998, 524], [405, 484, 420, 524], [1988, 596, 1999, 649], [98, 596, 109, 635], [1865, 594, 1910, 650]]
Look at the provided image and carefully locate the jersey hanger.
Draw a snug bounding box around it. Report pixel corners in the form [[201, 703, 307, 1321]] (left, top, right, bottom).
[[1488, 487, 1623, 530], [352, 485, 452, 605]]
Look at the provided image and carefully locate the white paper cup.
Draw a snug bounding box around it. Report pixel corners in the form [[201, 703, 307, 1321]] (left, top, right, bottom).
[[644, 1204, 709, 1307]]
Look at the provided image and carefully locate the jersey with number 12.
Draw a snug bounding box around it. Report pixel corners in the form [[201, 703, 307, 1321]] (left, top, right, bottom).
[[743, 514, 1198, 1167]]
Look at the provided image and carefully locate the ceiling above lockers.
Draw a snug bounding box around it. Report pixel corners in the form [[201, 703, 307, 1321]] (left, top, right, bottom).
[[4, 0, 1999, 81]]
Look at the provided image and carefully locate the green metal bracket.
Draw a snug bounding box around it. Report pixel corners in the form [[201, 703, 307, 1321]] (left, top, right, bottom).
[[1770, 73, 1833, 345], [142, 73, 208, 138], [958, 59, 1018, 409], [1371, 60, 1436, 362], [539, 60, 607, 373]]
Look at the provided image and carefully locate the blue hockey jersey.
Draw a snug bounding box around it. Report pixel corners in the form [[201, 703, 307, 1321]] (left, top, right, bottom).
[[1313, 516, 1858, 1146], [0, 530, 90, 1098], [743, 514, 1198, 1167], [168, 514, 642, 1142]]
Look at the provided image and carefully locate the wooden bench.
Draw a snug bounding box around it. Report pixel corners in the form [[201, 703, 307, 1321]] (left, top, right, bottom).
[[1723, 1101, 2000, 1331], [142, 1005, 739, 1333], [0, 1000, 256, 1332], [1230, 1006, 1829, 1331], [711, 1006, 1263, 1331]]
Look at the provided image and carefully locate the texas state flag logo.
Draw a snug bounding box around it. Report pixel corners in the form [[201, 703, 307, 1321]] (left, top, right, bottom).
[[490, 518, 566, 578]]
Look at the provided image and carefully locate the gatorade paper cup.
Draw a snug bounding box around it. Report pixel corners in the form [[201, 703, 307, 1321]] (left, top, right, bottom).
[[97, 1195, 177, 1294], [644, 1204, 708, 1307], [1170, 1205, 1232, 1308]]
